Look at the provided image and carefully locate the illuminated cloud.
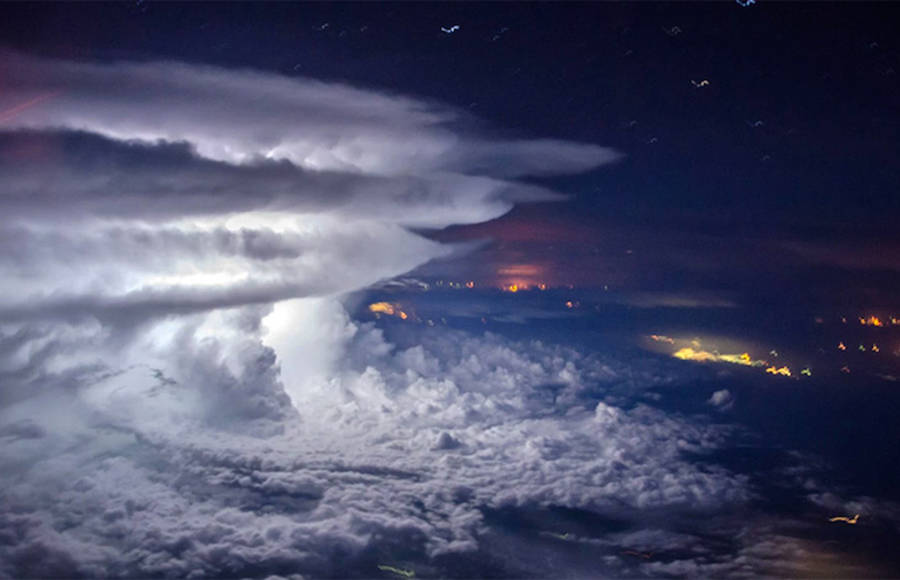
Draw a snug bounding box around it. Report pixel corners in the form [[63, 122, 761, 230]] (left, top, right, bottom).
[[0, 49, 618, 404], [0, 49, 619, 336], [0, 325, 750, 576], [0, 51, 635, 577], [1, 51, 618, 178]]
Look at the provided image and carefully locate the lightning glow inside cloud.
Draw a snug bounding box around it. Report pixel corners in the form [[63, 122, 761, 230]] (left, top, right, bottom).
[[0, 52, 840, 578]]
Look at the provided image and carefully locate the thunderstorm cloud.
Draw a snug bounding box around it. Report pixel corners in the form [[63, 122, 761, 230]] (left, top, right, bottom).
[[0, 51, 849, 577]]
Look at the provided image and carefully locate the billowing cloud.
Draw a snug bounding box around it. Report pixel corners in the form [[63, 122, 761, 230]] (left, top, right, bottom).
[[0, 320, 750, 577], [0, 49, 617, 402], [0, 51, 800, 579]]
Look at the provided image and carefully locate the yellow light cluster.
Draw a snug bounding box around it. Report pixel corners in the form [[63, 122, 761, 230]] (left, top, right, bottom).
[[672, 348, 764, 368], [368, 302, 409, 320], [433, 280, 476, 289], [669, 343, 799, 379], [838, 341, 883, 352], [673, 348, 718, 362], [500, 282, 552, 292], [720, 352, 753, 365], [836, 314, 899, 325]]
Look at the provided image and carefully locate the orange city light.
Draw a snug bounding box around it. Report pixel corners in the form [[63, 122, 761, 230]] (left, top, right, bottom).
[[673, 347, 718, 362], [671, 345, 776, 372], [368, 302, 411, 320], [673, 348, 758, 366], [368, 302, 396, 316]]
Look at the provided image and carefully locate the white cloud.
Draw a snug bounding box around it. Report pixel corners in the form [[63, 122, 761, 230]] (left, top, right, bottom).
[[0, 51, 783, 578], [1, 51, 618, 177], [0, 51, 615, 419], [0, 52, 614, 358], [0, 322, 750, 577], [708, 389, 734, 410]]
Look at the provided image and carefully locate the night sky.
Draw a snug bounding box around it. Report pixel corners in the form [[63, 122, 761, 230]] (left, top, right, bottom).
[[2, 2, 900, 579]]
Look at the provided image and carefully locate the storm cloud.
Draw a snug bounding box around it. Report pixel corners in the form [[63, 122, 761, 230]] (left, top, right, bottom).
[[0, 51, 782, 578], [0, 322, 752, 577]]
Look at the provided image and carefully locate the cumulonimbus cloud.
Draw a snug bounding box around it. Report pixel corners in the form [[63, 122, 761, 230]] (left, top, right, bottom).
[[0, 51, 711, 578], [0, 51, 617, 328], [3, 48, 890, 580]]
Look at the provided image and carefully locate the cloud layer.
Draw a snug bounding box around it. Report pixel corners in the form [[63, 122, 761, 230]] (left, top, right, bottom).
[[1, 320, 751, 577]]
